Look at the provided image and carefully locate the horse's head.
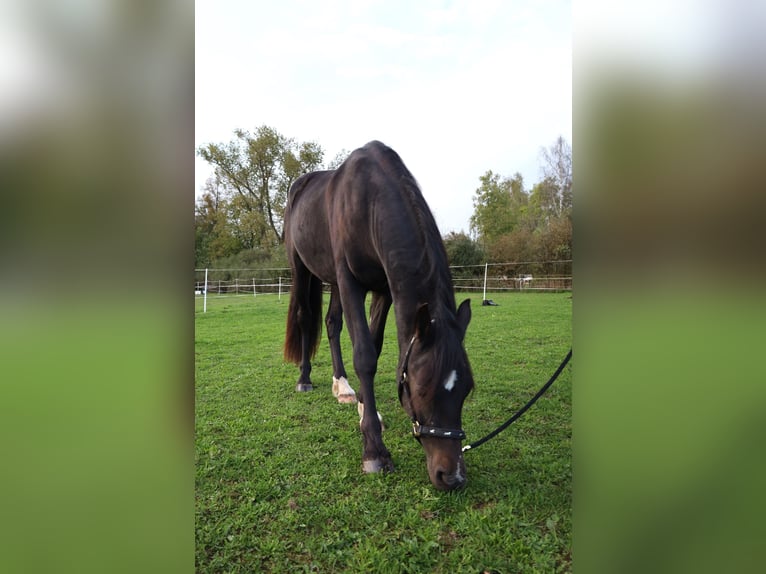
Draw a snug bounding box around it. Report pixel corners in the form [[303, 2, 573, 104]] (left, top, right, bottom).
[[398, 299, 473, 491]]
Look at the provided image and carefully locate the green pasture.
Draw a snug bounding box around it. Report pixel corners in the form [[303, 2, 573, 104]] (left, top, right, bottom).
[[195, 291, 572, 573]]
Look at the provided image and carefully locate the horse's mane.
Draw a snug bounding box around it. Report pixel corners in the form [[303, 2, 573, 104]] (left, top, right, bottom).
[[366, 142, 456, 312], [403, 178, 456, 309], [376, 146, 471, 400]]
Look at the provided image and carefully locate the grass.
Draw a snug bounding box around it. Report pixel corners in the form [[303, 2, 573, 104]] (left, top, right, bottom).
[[195, 291, 572, 573]]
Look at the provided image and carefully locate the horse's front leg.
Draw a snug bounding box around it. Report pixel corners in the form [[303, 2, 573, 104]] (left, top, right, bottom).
[[355, 291, 392, 432], [338, 278, 393, 473], [355, 342, 392, 473]]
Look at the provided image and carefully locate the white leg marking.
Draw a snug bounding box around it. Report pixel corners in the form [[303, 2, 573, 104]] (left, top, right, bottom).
[[332, 376, 357, 404], [443, 369, 458, 392], [357, 401, 384, 431]]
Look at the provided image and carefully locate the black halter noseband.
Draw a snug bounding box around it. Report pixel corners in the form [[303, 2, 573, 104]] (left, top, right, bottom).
[[397, 334, 467, 441]]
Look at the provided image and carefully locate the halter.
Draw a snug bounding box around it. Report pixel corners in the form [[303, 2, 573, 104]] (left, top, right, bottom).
[[397, 334, 467, 441]]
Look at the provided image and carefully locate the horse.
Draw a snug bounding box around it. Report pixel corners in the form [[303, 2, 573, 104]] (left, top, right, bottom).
[[283, 141, 474, 491]]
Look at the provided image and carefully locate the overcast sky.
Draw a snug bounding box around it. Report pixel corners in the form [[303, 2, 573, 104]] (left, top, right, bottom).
[[196, 0, 571, 234]]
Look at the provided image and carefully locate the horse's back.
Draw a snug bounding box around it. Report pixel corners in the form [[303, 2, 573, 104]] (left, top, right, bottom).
[[287, 140, 434, 290]]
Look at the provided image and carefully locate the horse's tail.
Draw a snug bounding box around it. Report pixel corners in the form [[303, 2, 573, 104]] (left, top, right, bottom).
[[283, 270, 323, 365]]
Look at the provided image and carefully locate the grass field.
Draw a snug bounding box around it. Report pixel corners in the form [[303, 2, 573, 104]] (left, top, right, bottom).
[[195, 291, 572, 573]]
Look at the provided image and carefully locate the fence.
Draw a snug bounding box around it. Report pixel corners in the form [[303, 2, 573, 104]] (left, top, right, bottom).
[[194, 274, 286, 297], [194, 261, 571, 312], [449, 261, 572, 295]]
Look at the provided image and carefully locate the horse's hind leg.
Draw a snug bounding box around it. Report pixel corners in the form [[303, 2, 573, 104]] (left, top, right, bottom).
[[285, 258, 322, 392], [326, 285, 356, 404]]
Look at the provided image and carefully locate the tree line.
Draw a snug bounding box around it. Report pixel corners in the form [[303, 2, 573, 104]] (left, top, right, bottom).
[[458, 135, 572, 277], [196, 126, 571, 277]]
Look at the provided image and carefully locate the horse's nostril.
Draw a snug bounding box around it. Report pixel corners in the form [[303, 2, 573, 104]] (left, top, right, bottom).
[[435, 468, 466, 490], [449, 473, 466, 489]]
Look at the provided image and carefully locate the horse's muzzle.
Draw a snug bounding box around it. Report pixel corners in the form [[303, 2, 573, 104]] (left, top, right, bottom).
[[435, 469, 466, 491], [428, 452, 467, 491]]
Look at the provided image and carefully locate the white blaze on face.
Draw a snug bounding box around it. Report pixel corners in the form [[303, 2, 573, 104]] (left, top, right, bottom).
[[454, 459, 465, 484], [443, 369, 458, 392]]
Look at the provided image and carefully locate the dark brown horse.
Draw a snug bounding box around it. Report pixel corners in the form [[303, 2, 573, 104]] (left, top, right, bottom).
[[283, 141, 474, 490]]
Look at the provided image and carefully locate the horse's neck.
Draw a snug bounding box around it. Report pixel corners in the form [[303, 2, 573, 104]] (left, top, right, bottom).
[[377, 214, 454, 351], [392, 293, 452, 352]]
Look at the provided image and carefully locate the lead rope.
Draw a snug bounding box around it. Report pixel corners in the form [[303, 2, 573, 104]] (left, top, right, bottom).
[[462, 348, 572, 453]]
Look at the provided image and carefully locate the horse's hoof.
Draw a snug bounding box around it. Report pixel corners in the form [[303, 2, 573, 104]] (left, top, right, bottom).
[[362, 458, 395, 473], [332, 376, 357, 404], [295, 383, 313, 392]]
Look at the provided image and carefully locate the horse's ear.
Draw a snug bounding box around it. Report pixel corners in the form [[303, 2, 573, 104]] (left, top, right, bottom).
[[456, 299, 471, 340], [415, 302, 433, 341]]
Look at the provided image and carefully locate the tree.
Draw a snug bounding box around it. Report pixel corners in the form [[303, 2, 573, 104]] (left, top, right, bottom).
[[540, 136, 573, 217], [470, 171, 512, 244], [468, 136, 572, 269], [195, 177, 242, 266], [443, 231, 485, 268], [525, 177, 560, 229], [197, 125, 323, 249], [470, 171, 529, 246], [489, 227, 537, 267]]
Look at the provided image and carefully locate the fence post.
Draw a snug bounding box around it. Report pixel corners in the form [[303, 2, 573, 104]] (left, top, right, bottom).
[[482, 262, 488, 302], [203, 268, 208, 313], [278, 276, 282, 302], [253, 277, 256, 297]]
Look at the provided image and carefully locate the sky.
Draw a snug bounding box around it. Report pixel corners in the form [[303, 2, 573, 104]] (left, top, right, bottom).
[[196, 0, 571, 234]]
